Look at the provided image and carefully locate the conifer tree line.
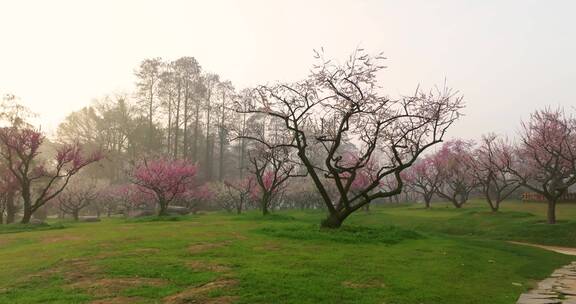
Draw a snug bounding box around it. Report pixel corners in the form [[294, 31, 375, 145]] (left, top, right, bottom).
[[57, 56, 249, 184]]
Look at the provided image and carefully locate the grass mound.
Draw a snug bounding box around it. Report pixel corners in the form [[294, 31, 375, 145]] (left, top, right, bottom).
[[0, 222, 66, 235], [257, 224, 423, 244], [124, 215, 188, 223], [234, 213, 297, 222], [462, 210, 535, 218]]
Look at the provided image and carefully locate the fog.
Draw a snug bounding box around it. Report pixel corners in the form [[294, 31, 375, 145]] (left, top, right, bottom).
[[1, 0, 575, 138]]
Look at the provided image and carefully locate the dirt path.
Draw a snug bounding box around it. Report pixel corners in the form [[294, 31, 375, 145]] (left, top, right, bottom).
[[509, 241, 576, 256], [510, 242, 576, 304]]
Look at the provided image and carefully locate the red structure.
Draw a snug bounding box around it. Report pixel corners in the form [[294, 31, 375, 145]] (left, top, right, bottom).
[[522, 192, 576, 202]]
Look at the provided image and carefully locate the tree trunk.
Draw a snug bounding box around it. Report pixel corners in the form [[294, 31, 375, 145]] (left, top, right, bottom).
[[239, 113, 247, 178], [6, 191, 16, 224], [261, 193, 270, 215], [205, 93, 212, 181], [321, 213, 344, 229], [167, 95, 172, 156], [486, 195, 498, 212], [218, 128, 226, 181], [192, 99, 200, 161], [73, 210, 79, 221], [205, 135, 214, 181], [547, 198, 557, 224], [458, 194, 467, 207], [363, 203, 370, 212], [424, 197, 431, 208], [148, 86, 154, 150], [158, 201, 168, 216], [451, 199, 463, 208], [218, 92, 226, 181], [489, 198, 500, 212], [236, 199, 242, 215], [183, 85, 190, 159], [174, 83, 181, 159], [20, 190, 33, 224], [21, 205, 33, 224]]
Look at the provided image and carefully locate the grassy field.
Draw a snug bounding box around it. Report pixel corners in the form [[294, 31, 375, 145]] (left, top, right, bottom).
[[0, 200, 575, 304]]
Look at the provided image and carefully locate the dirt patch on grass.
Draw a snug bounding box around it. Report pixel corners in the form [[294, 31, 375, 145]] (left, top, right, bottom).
[[254, 241, 283, 251], [71, 277, 166, 296], [26, 258, 98, 282], [133, 248, 161, 254], [231, 232, 248, 240], [187, 260, 231, 273], [0, 238, 12, 247], [90, 296, 147, 304], [342, 280, 386, 289], [120, 236, 144, 242], [61, 258, 101, 281], [41, 235, 83, 244], [188, 241, 230, 254], [203, 296, 238, 304], [59, 257, 170, 296], [27, 256, 169, 301], [163, 279, 238, 304]]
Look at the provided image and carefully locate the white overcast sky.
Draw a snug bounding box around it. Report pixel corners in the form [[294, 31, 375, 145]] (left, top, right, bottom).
[[1, 0, 575, 138]]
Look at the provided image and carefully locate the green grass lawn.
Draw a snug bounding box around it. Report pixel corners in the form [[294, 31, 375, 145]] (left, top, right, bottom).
[[0, 200, 574, 303]]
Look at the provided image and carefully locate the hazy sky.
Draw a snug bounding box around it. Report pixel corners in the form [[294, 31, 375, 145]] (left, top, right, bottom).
[[1, 0, 575, 139]]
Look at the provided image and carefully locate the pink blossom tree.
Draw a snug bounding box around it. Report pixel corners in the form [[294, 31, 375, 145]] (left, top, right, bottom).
[[434, 139, 478, 208], [129, 158, 197, 216], [283, 178, 325, 210], [0, 127, 103, 223], [180, 184, 214, 213], [403, 156, 441, 208], [472, 134, 519, 212], [507, 108, 576, 224]]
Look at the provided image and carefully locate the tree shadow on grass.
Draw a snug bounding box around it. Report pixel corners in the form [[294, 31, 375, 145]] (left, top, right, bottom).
[[256, 224, 423, 245]]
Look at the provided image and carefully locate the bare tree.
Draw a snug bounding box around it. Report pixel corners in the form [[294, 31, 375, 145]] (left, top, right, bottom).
[[472, 134, 519, 212], [215, 81, 235, 181], [403, 156, 440, 208], [248, 146, 300, 215], [58, 184, 98, 220], [507, 108, 576, 224], [237, 49, 463, 228], [135, 58, 162, 151], [434, 140, 478, 208], [203, 73, 220, 180], [223, 177, 256, 214]]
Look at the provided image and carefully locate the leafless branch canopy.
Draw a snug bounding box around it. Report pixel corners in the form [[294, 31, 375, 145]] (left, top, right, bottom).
[[233, 49, 463, 226]]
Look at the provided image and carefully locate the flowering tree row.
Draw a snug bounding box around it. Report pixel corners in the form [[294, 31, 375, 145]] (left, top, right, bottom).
[[404, 108, 576, 224]]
